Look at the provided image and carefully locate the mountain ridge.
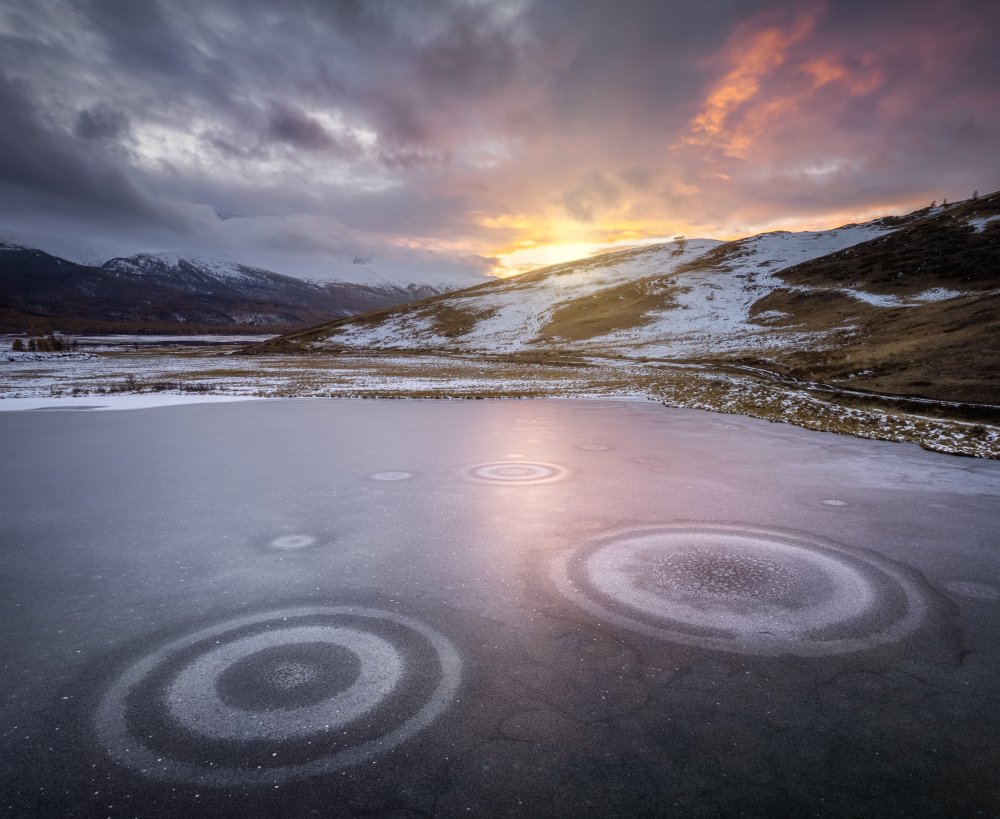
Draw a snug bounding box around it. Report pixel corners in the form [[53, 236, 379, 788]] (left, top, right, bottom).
[[0, 244, 448, 334]]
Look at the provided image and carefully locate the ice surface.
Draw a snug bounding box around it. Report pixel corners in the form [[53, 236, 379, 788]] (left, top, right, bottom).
[[1, 398, 999, 815]]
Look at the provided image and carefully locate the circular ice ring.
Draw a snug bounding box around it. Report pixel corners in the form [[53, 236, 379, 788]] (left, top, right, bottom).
[[465, 461, 566, 485], [551, 524, 929, 657], [270, 535, 317, 551], [166, 626, 403, 741], [94, 606, 462, 787]]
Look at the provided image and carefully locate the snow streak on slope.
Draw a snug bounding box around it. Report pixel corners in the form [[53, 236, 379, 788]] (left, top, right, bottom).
[[842, 287, 965, 308], [600, 224, 892, 357], [968, 215, 1000, 233]]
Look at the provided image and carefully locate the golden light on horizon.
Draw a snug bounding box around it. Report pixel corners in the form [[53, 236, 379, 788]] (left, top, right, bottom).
[[492, 242, 615, 277], [482, 195, 921, 279], [480, 210, 696, 278]]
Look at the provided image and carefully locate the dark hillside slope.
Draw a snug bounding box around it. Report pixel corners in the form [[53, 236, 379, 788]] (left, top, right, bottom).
[[746, 194, 1000, 402]]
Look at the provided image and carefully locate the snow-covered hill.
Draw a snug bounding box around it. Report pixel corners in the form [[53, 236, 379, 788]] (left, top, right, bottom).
[[0, 231, 143, 267], [318, 224, 908, 356], [101, 253, 323, 298], [280, 197, 995, 359], [292, 227, 864, 355], [257, 193, 1000, 403]]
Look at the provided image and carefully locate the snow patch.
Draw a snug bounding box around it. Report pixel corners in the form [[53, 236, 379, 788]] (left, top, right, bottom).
[[968, 215, 1000, 232], [844, 287, 966, 307], [0, 395, 272, 412], [597, 223, 892, 357]]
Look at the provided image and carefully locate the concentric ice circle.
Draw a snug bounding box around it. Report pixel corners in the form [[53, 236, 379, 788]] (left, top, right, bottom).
[[464, 461, 566, 485], [94, 606, 462, 787], [371, 471, 414, 481], [270, 534, 317, 551], [551, 525, 929, 656]]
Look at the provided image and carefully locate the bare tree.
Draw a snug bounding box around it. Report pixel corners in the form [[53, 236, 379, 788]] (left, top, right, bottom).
[[672, 235, 688, 256]]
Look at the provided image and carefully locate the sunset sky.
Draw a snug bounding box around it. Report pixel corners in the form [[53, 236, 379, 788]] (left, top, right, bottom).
[[0, 0, 997, 282]]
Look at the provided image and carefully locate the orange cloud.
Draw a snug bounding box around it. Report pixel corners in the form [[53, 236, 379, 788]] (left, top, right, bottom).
[[802, 55, 881, 94], [685, 7, 821, 145], [681, 5, 883, 159], [801, 55, 846, 87]]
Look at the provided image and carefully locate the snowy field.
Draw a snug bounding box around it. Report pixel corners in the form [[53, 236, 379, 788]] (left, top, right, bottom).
[[1, 398, 999, 816]]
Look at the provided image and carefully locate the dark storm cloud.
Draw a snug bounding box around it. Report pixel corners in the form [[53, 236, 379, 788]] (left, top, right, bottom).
[[0, 0, 997, 278], [84, 0, 194, 77], [74, 104, 131, 141], [266, 104, 355, 154], [0, 70, 174, 226]]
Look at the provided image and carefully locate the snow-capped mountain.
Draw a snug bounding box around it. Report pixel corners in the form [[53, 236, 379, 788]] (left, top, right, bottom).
[[0, 245, 447, 332], [0, 230, 145, 268], [256, 193, 1000, 403]]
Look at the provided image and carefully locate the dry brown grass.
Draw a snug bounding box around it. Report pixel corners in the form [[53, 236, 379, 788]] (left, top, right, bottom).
[[426, 303, 499, 338], [748, 288, 880, 330], [742, 290, 1000, 404], [540, 277, 680, 341]]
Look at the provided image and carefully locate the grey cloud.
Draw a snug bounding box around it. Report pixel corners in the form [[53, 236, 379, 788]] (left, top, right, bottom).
[[563, 170, 620, 223], [266, 105, 354, 154], [414, 4, 523, 96], [74, 104, 131, 141], [0, 71, 175, 228], [84, 0, 199, 80]]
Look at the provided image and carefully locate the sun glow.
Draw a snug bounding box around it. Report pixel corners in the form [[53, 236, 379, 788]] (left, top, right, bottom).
[[481, 193, 928, 279], [481, 211, 698, 277], [493, 242, 618, 277]]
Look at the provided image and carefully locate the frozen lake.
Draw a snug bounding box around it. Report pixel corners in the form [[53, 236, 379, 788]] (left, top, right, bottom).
[[1, 398, 999, 816]]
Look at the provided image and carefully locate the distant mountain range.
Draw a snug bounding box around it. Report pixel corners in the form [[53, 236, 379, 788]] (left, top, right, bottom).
[[0, 246, 447, 334], [250, 192, 1000, 404]]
